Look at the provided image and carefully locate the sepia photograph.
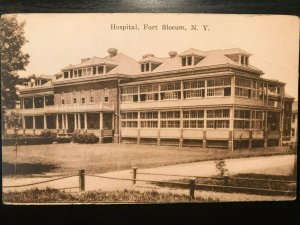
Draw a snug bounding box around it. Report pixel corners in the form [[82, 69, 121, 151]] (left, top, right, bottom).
[[1, 13, 298, 204]]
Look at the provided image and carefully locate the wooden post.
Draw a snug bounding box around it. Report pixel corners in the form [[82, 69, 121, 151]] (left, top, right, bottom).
[[132, 167, 137, 185], [189, 178, 196, 199], [14, 141, 18, 178], [79, 169, 85, 192], [223, 175, 229, 186]]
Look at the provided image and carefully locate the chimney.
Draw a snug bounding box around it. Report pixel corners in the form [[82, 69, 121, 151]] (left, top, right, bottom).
[[142, 54, 154, 59], [108, 48, 118, 57], [168, 51, 177, 58], [81, 58, 90, 63]]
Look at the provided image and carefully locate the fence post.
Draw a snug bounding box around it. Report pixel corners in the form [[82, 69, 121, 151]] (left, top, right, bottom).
[[189, 178, 196, 199], [79, 169, 85, 192], [223, 175, 229, 186], [132, 167, 137, 185]]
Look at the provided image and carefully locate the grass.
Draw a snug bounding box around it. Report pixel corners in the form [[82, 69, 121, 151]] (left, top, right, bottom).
[[2, 187, 218, 203], [2, 143, 293, 177], [153, 173, 296, 196]]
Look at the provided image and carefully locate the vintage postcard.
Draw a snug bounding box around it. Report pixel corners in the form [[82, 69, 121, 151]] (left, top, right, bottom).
[[1, 13, 298, 204]]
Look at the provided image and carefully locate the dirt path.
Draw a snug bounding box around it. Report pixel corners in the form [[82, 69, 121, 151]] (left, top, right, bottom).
[[2, 154, 296, 202]]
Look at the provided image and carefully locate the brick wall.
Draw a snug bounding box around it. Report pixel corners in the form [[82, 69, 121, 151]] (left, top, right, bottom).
[[54, 80, 118, 105]]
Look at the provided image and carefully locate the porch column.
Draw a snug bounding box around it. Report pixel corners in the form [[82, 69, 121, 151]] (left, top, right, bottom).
[[264, 111, 268, 148], [229, 106, 234, 151], [78, 113, 81, 129], [99, 112, 103, 143], [22, 115, 25, 135], [33, 115, 36, 135], [44, 114, 47, 129], [66, 114, 69, 130], [84, 113, 87, 130], [279, 111, 283, 147], [137, 112, 140, 144], [33, 96, 35, 109], [179, 108, 183, 147], [157, 110, 161, 145], [74, 113, 77, 129], [56, 114, 59, 132], [43, 96, 46, 107], [62, 114, 65, 132]]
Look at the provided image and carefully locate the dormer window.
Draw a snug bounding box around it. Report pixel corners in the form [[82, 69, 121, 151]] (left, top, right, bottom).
[[63, 71, 69, 79], [141, 63, 150, 72], [97, 66, 104, 74], [240, 55, 249, 66], [182, 56, 193, 66]]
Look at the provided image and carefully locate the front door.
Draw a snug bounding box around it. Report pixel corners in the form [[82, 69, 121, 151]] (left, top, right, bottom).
[[103, 113, 113, 130]]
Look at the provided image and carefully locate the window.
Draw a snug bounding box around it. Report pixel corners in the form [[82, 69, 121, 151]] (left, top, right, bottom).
[[251, 81, 263, 99], [121, 112, 138, 128], [87, 67, 92, 76], [140, 84, 159, 93], [183, 80, 205, 99], [160, 82, 181, 100], [140, 111, 158, 128], [206, 109, 230, 129], [139, 84, 159, 102], [207, 120, 229, 129], [105, 96, 108, 102], [240, 55, 249, 66], [207, 109, 230, 118], [81, 98, 85, 104], [121, 86, 138, 103], [73, 98, 77, 104], [63, 71, 69, 79], [234, 109, 250, 129], [90, 96, 94, 103], [97, 66, 104, 74], [82, 68, 87, 76], [182, 56, 193, 66], [251, 110, 263, 129], [292, 115, 296, 123], [61, 99, 65, 105], [160, 111, 180, 128], [141, 63, 150, 72], [206, 77, 231, 97], [292, 128, 295, 137], [235, 77, 252, 98]]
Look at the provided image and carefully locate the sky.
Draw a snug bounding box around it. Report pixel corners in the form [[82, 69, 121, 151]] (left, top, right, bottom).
[[14, 13, 299, 99]]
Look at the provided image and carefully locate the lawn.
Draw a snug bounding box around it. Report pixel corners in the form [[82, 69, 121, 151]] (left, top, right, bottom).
[[2, 143, 293, 177], [3, 188, 218, 203]]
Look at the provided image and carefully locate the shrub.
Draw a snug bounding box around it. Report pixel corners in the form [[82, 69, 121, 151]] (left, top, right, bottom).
[[72, 130, 99, 144], [54, 137, 72, 143], [2, 137, 54, 146], [40, 129, 57, 138], [214, 160, 228, 177]]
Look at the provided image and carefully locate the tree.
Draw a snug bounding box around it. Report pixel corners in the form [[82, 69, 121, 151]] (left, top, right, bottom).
[[1, 15, 30, 111], [1, 15, 30, 136]]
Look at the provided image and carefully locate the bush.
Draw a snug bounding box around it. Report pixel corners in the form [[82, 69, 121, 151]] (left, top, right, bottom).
[[2, 137, 53, 146], [40, 129, 57, 138], [54, 137, 72, 143], [72, 130, 99, 144]]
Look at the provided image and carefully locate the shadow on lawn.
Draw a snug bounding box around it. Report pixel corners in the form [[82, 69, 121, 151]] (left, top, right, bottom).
[[2, 162, 59, 176]]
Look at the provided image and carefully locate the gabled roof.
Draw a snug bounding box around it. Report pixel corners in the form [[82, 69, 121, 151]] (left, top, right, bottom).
[[56, 52, 141, 82], [223, 48, 252, 56], [61, 57, 118, 71], [139, 55, 165, 64], [178, 48, 207, 57], [146, 48, 261, 74]]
